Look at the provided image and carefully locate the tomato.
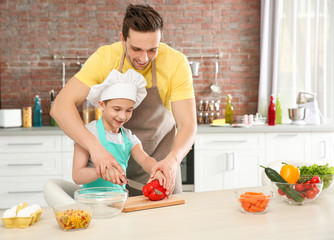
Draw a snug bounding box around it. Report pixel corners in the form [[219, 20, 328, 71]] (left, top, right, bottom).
[[294, 184, 305, 192], [313, 186, 320, 194], [299, 192, 306, 199], [311, 175, 321, 184], [306, 190, 316, 199], [304, 181, 312, 190], [277, 188, 285, 195]]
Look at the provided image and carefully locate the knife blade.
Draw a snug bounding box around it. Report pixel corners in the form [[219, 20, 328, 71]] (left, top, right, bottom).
[[127, 179, 162, 194], [127, 179, 145, 191]]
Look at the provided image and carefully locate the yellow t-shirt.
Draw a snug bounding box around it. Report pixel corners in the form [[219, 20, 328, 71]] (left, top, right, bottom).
[[75, 42, 194, 111]]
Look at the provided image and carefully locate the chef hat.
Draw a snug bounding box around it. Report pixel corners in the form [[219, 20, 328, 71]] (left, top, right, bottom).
[[86, 69, 147, 109]]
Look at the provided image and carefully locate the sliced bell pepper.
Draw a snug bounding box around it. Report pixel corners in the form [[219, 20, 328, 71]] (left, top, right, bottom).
[[142, 180, 166, 201]]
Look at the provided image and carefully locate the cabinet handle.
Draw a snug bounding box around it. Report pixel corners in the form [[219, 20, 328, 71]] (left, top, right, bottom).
[[226, 152, 235, 171], [7, 163, 43, 167], [8, 191, 43, 194], [276, 134, 298, 137], [7, 143, 43, 146], [320, 141, 326, 159], [211, 140, 247, 143]]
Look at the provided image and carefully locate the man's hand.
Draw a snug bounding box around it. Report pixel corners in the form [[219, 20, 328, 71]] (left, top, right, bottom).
[[89, 143, 126, 184], [150, 155, 179, 196]]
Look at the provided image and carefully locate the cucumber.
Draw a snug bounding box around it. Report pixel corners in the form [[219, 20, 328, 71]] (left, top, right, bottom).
[[260, 165, 304, 203]]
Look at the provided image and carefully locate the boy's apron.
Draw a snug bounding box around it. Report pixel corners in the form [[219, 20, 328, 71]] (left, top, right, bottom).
[[120, 51, 182, 196], [82, 118, 132, 189]]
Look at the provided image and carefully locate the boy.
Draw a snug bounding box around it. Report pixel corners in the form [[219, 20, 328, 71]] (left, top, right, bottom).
[[72, 69, 166, 190]]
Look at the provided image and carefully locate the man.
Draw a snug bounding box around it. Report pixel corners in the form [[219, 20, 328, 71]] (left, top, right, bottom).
[[51, 4, 196, 196]]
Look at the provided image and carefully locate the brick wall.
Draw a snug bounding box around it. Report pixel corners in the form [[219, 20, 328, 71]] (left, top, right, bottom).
[[0, 0, 260, 125]]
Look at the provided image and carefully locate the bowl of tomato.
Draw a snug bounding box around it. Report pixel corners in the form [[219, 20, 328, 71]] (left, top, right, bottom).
[[299, 174, 334, 191], [271, 176, 323, 205]]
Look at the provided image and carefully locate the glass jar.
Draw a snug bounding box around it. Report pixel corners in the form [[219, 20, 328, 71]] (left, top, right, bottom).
[[204, 112, 209, 124], [209, 100, 215, 111], [209, 112, 215, 123], [22, 106, 32, 128], [197, 112, 203, 124], [198, 100, 203, 111], [204, 100, 209, 111], [82, 101, 95, 124]]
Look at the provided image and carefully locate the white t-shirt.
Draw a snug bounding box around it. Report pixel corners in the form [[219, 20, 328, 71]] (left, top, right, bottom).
[[80, 120, 141, 168]]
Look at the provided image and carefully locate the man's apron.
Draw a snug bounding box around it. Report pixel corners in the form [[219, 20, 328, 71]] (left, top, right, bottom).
[[82, 118, 132, 189], [119, 52, 182, 196]]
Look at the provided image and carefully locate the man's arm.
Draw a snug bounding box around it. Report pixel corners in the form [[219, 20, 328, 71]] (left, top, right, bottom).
[[150, 98, 197, 195], [50, 77, 126, 183]]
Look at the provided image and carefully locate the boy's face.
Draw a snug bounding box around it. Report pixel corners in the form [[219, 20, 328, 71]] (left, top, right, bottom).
[[98, 99, 135, 133], [120, 29, 161, 70]]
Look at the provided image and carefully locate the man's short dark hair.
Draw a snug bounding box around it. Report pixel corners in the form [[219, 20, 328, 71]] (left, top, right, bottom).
[[122, 4, 163, 41]]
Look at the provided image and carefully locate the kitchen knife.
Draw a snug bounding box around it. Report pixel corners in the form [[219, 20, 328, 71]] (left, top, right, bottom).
[[127, 179, 162, 194]]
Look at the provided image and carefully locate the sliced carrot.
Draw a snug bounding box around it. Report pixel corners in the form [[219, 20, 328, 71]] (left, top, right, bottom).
[[239, 191, 271, 213]]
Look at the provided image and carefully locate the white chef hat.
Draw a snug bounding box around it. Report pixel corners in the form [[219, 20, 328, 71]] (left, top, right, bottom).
[[86, 69, 147, 109]]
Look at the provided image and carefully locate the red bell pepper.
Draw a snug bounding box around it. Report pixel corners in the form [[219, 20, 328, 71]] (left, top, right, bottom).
[[142, 180, 166, 201]]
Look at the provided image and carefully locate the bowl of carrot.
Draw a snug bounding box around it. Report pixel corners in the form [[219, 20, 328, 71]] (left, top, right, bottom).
[[235, 187, 273, 214]]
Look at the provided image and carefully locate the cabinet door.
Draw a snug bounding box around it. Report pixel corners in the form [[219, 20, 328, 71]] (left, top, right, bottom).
[[194, 150, 264, 192], [224, 151, 264, 189], [311, 133, 333, 165], [266, 132, 312, 164]]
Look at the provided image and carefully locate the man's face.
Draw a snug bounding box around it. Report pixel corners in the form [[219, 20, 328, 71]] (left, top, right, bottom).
[[121, 29, 161, 70]]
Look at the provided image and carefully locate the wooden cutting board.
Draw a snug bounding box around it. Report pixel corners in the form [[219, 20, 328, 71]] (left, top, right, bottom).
[[122, 195, 185, 213]]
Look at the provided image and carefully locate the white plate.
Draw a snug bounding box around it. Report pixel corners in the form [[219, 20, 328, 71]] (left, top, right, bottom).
[[210, 124, 231, 127], [232, 123, 251, 128]]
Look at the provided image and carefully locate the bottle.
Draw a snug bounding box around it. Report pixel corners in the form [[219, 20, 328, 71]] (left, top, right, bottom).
[[268, 94, 276, 126], [33, 95, 42, 127], [49, 90, 58, 126], [276, 94, 282, 124], [225, 94, 233, 124]]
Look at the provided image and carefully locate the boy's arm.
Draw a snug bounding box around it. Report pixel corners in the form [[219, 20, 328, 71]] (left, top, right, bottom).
[[72, 143, 100, 184], [130, 143, 157, 174]]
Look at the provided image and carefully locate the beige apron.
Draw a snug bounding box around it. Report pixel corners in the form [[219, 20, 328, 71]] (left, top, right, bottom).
[[119, 51, 182, 196]]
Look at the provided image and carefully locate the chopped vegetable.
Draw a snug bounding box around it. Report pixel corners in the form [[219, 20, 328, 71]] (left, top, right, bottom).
[[280, 162, 300, 184], [55, 209, 91, 230], [238, 192, 271, 213]]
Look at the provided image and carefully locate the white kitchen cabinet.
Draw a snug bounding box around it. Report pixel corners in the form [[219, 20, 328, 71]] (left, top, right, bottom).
[[311, 132, 333, 166], [195, 133, 265, 192], [195, 126, 334, 192], [0, 132, 74, 209], [265, 132, 312, 164]]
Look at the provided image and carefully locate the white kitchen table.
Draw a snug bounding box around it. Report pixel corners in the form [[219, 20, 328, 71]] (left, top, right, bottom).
[[1, 187, 334, 240]]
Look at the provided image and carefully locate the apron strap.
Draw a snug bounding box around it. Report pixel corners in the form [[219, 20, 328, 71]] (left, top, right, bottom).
[[97, 118, 108, 145], [118, 49, 126, 73], [151, 59, 157, 87]]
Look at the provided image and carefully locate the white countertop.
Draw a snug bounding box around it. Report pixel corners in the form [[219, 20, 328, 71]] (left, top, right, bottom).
[[1, 124, 334, 136], [197, 124, 334, 133], [0, 127, 64, 136], [1, 187, 334, 240]]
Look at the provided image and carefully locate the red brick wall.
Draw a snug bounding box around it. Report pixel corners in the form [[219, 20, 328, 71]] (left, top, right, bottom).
[[0, 0, 260, 125]]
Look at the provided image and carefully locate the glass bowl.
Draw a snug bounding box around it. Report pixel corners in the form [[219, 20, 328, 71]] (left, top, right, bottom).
[[299, 174, 334, 191], [53, 204, 93, 231], [74, 186, 128, 219], [271, 181, 323, 205], [234, 187, 273, 214]]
